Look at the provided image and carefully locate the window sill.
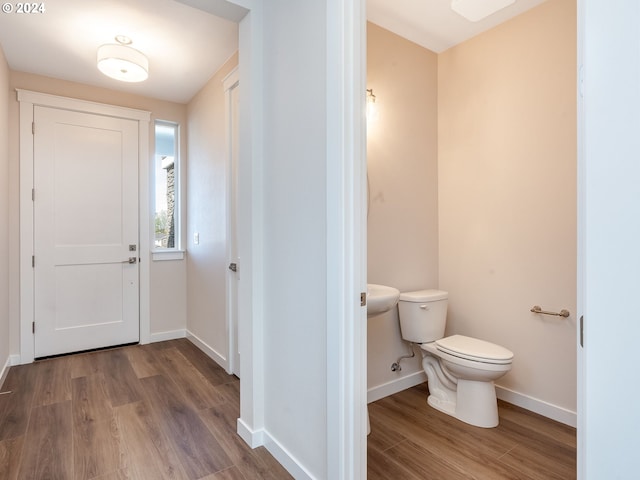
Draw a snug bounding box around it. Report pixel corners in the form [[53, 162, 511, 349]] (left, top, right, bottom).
[[152, 250, 185, 261]]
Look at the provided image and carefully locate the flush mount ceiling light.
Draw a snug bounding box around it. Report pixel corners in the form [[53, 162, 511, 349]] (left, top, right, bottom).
[[451, 0, 516, 22], [97, 36, 148, 83]]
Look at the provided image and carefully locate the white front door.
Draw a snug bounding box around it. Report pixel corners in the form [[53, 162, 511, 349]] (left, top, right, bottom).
[[33, 106, 140, 358]]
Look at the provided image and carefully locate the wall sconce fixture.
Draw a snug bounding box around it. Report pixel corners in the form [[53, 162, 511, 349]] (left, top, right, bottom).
[[366, 88, 377, 121], [97, 35, 149, 83], [366, 88, 376, 103]]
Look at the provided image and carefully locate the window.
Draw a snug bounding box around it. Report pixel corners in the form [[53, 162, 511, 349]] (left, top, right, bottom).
[[153, 121, 180, 253]]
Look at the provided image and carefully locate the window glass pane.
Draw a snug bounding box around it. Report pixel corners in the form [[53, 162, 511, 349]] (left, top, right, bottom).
[[154, 122, 178, 249]]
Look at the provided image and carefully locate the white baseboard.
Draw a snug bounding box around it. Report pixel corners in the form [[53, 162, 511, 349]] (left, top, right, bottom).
[[149, 329, 186, 343], [237, 417, 264, 448], [366, 373, 576, 428], [186, 330, 228, 372], [10, 354, 20, 366], [236, 418, 315, 479], [0, 356, 10, 389], [496, 385, 577, 428], [263, 429, 315, 480], [367, 371, 427, 404]]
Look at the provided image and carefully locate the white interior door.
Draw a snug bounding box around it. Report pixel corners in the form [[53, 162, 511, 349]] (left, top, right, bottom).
[[225, 68, 240, 376], [33, 106, 140, 358]]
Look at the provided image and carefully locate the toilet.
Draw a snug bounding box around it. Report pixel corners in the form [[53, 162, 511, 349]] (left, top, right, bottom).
[[398, 289, 513, 428]]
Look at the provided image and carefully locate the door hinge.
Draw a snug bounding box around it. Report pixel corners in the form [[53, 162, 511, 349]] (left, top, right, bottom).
[[32, 322, 35, 334], [32, 255, 35, 268], [580, 315, 584, 348], [32, 122, 35, 135], [361, 292, 367, 307], [32, 188, 35, 201]]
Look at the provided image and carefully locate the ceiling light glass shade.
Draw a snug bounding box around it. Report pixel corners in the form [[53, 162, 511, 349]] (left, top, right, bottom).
[[97, 44, 149, 82]]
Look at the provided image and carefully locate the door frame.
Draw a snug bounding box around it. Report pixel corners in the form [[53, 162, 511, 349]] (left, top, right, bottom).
[[18, 89, 151, 364], [326, 0, 368, 477], [223, 66, 240, 376]]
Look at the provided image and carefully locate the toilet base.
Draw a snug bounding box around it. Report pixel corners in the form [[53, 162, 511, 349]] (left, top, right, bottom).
[[427, 393, 456, 417], [422, 353, 500, 428], [454, 379, 499, 428], [427, 378, 499, 428]]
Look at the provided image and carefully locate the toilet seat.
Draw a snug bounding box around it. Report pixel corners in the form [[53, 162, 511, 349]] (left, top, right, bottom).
[[435, 335, 513, 365]]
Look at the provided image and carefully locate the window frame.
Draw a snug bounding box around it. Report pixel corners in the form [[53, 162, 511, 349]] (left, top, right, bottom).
[[151, 120, 184, 261]]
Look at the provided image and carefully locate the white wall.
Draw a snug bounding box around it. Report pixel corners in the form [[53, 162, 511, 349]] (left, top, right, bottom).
[[438, 0, 577, 421], [186, 53, 238, 362], [0, 45, 10, 383], [261, 2, 329, 477], [366, 22, 438, 399], [580, 0, 640, 476], [7, 72, 188, 355]]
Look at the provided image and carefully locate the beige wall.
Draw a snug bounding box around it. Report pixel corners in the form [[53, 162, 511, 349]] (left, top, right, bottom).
[[186, 53, 238, 360], [0, 46, 10, 377], [366, 23, 439, 396], [7, 72, 189, 354], [438, 0, 577, 415]]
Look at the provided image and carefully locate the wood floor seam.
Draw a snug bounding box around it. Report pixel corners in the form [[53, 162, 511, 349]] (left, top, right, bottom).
[[380, 436, 409, 454], [496, 443, 519, 460]]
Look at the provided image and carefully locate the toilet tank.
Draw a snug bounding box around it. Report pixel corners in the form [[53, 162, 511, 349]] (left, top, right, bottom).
[[398, 289, 448, 343]]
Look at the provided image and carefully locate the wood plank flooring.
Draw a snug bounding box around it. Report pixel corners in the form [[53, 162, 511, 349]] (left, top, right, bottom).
[[0, 339, 292, 480], [0, 340, 576, 479], [368, 383, 577, 480]]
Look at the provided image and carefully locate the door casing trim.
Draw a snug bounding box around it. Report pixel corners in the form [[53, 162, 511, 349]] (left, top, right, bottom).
[[17, 89, 151, 364]]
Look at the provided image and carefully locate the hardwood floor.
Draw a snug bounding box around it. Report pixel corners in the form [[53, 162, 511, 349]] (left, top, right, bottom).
[[368, 383, 577, 480], [0, 340, 576, 479], [0, 339, 292, 480]]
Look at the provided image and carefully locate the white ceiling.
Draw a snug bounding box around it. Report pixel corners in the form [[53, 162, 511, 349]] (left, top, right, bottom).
[[368, 0, 548, 53], [0, 0, 240, 103], [0, 0, 547, 105]]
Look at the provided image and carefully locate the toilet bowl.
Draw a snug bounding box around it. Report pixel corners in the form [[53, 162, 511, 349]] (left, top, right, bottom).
[[398, 290, 513, 428]]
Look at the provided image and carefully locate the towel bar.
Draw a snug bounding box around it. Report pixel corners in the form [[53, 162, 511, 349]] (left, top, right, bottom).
[[530, 305, 570, 318]]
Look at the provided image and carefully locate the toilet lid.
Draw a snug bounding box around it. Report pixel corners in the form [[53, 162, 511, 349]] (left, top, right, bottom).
[[399, 289, 448, 302], [435, 335, 513, 364]]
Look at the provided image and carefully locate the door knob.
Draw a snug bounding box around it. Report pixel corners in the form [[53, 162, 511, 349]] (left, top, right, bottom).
[[122, 257, 137, 264]]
